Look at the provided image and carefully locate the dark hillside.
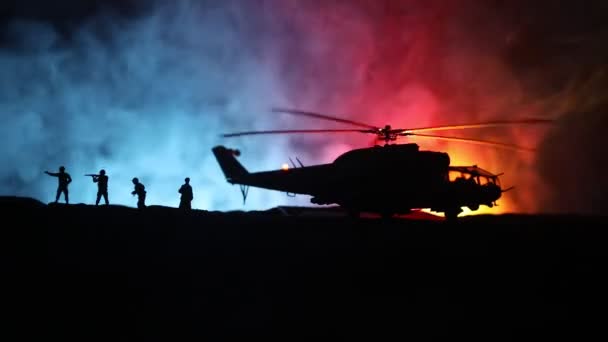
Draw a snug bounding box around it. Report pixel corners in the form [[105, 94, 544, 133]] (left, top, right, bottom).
[[3, 196, 608, 340]]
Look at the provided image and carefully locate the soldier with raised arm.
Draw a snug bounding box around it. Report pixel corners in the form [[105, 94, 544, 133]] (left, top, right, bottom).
[[45, 166, 72, 204]]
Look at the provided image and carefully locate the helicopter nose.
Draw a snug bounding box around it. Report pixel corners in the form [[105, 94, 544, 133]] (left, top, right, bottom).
[[490, 185, 502, 201], [483, 184, 502, 203]]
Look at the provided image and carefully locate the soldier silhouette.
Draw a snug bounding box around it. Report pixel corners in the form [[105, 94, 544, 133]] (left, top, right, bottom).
[[131, 177, 146, 209], [178, 177, 193, 210], [90, 169, 109, 205], [45, 166, 72, 204]]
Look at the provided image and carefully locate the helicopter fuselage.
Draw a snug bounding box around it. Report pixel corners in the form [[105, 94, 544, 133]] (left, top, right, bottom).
[[212, 143, 504, 219]]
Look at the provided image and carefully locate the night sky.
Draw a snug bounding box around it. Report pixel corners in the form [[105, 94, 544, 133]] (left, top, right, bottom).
[[1, 0, 606, 214]]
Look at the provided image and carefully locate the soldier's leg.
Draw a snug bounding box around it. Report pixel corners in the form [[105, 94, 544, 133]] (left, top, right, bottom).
[[55, 187, 61, 202], [64, 188, 69, 204], [103, 191, 109, 205], [96, 191, 101, 205]]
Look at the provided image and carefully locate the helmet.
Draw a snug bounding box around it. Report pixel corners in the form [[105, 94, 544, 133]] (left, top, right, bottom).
[[100, 169, 106, 175], [59, 166, 65, 172], [132, 177, 139, 183], [185, 177, 190, 183]]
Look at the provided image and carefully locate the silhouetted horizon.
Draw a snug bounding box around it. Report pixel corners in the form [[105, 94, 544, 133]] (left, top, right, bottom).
[[5, 194, 608, 340]]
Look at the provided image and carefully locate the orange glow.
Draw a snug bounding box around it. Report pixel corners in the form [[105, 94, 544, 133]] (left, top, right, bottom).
[[281, 163, 289, 171], [417, 139, 516, 217], [282, 1, 567, 216]]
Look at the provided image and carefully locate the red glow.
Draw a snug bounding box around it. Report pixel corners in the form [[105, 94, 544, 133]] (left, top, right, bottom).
[[273, 1, 560, 216]]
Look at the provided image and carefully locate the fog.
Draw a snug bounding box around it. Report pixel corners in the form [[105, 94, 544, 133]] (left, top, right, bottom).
[[1, 0, 606, 213]]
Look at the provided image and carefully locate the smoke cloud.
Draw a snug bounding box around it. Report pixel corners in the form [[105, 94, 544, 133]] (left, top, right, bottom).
[[1, 0, 606, 214], [0, 0, 306, 210]]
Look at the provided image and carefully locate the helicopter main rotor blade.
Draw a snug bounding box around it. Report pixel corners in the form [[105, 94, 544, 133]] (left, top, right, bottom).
[[403, 118, 554, 133], [222, 129, 371, 138], [271, 107, 379, 130], [404, 133, 537, 152]]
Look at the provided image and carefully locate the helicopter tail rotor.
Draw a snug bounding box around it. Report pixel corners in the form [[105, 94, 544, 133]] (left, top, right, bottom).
[[212, 146, 249, 183]]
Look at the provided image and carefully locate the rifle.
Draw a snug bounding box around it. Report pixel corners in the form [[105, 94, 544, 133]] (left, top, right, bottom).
[[85, 174, 100, 182]]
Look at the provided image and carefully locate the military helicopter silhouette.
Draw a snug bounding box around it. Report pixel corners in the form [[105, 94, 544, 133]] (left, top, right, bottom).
[[212, 107, 553, 220]]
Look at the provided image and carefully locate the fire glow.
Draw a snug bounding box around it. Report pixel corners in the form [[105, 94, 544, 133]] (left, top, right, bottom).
[[283, 0, 558, 216]]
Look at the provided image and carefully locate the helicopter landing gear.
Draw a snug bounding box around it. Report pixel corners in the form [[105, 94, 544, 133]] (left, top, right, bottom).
[[444, 208, 462, 222]]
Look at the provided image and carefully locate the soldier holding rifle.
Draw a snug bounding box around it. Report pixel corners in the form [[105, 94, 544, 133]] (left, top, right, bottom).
[[85, 169, 109, 205]]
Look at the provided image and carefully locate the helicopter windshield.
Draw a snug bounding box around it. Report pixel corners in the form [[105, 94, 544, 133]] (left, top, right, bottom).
[[448, 166, 500, 186]]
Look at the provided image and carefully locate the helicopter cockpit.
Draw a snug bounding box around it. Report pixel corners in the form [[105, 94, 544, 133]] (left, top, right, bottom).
[[448, 165, 502, 187], [447, 165, 504, 209]]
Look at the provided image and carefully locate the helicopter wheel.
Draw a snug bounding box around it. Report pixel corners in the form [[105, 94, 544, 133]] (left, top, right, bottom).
[[444, 208, 461, 222]]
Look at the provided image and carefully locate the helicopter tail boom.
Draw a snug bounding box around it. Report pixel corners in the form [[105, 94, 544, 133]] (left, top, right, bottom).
[[212, 146, 249, 183]]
